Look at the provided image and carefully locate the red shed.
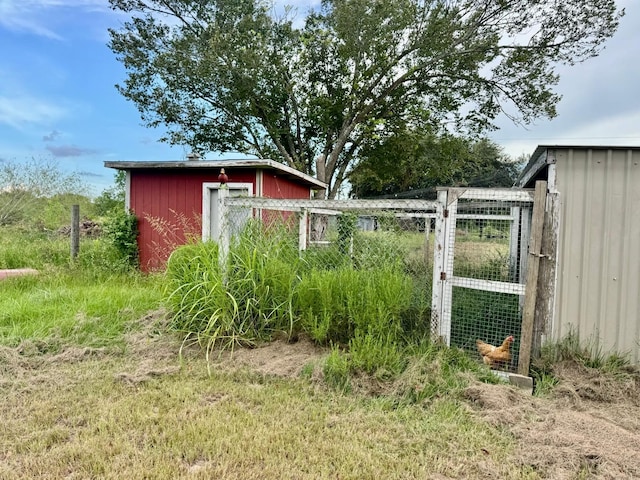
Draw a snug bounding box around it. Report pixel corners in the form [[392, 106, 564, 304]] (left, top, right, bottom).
[[104, 159, 327, 271]]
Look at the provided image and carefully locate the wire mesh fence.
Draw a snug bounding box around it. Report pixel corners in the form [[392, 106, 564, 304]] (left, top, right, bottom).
[[219, 197, 438, 338], [213, 190, 536, 372], [435, 188, 535, 372], [222, 198, 438, 267]]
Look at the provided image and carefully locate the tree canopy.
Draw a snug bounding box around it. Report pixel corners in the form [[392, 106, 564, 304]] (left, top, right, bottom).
[[108, 0, 623, 198], [348, 132, 525, 198]]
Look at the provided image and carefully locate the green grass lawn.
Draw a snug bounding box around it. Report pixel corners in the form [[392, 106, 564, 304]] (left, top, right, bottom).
[[0, 272, 164, 351]]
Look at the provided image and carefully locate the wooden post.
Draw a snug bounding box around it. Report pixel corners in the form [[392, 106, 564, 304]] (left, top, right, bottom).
[[218, 186, 229, 270], [518, 181, 547, 375], [70, 204, 80, 260], [533, 190, 559, 359], [298, 209, 308, 254]]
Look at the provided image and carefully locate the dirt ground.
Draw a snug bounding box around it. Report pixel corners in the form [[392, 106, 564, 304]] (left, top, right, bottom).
[[463, 368, 640, 479], [3, 310, 640, 479]]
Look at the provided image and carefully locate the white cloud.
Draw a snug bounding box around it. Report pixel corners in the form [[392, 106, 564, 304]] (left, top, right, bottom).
[[0, 95, 68, 129], [0, 0, 111, 39]]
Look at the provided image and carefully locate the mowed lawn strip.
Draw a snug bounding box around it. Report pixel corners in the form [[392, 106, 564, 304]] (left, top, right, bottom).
[[0, 353, 523, 480]]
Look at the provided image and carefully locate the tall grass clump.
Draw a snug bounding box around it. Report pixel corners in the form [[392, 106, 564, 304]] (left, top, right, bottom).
[[165, 218, 438, 377], [165, 221, 301, 350], [295, 265, 414, 376], [295, 266, 410, 345], [226, 222, 300, 333]]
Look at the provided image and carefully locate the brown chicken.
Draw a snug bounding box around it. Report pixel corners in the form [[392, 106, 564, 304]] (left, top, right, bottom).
[[476, 335, 514, 369]]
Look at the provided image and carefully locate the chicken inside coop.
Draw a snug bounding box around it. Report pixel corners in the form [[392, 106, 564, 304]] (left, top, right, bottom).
[[476, 335, 514, 370]]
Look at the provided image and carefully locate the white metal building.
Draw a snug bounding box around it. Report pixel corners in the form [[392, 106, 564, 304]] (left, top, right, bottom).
[[518, 145, 640, 363]]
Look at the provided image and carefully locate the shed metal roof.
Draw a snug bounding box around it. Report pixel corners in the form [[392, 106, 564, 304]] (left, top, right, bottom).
[[517, 145, 640, 187], [104, 158, 328, 190]]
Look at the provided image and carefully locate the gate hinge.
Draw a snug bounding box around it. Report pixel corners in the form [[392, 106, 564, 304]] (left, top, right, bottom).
[[443, 209, 449, 218], [440, 271, 447, 281]]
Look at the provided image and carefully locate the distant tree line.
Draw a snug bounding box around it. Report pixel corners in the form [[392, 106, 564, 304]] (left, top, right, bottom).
[[348, 132, 526, 199]]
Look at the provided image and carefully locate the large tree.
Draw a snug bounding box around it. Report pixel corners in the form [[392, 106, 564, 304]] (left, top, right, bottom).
[[108, 0, 623, 198]]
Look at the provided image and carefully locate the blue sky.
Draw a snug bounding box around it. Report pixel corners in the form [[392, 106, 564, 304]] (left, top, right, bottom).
[[1, 0, 638, 196]]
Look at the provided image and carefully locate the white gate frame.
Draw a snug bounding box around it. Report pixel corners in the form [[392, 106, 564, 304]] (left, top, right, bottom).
[[430, 187, 536, 345]]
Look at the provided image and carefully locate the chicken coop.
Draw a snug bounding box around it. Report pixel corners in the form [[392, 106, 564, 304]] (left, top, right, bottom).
[[105, 144, 640, 369], [215, 189, 540, 374], [104, 158, 327, 271], [517, 145, 640, 365]]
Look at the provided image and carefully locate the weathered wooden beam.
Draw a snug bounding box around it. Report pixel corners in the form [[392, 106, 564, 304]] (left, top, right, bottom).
[[533, 190, 560, 359], [518, 181, 547, 375]]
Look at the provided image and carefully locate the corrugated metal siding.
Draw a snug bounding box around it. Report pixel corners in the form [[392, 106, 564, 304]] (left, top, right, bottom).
[[554, 148, 640, 362], [130, 169, 256, 270]]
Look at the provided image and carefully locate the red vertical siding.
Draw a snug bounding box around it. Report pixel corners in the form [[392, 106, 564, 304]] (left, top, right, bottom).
[[129, 169, 256, 271], [259, 171, 313, 227], [261, 172, 311, 199]]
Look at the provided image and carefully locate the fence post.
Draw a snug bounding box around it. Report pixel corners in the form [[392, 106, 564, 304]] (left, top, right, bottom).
[[431, 189, 448, 343], [70, 204, 80, 261], [218, 186, 229, 269], [298, 209, 308, 255], [533, 189, 559, 359], [518, 180, 547, 375]]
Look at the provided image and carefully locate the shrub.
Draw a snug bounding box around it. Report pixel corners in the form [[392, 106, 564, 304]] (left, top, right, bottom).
[[103, 209, 139, 268]]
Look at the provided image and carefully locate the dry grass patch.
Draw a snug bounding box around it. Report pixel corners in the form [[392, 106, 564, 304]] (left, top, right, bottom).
[[0, 355, 522, 480], [5, 309, 639, 479], [464, 360, 640, 479], [0, 314, 529, 480]]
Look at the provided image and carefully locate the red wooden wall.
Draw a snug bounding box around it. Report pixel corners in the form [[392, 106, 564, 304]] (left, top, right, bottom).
[[130, 169, 254, 271], [262, 172, 311, 199], [129, 167, 314, 271]]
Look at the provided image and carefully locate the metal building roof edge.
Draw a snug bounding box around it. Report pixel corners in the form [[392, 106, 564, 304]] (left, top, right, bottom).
[[516, 145, 640, 187], [104, 158, 328, 190]]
